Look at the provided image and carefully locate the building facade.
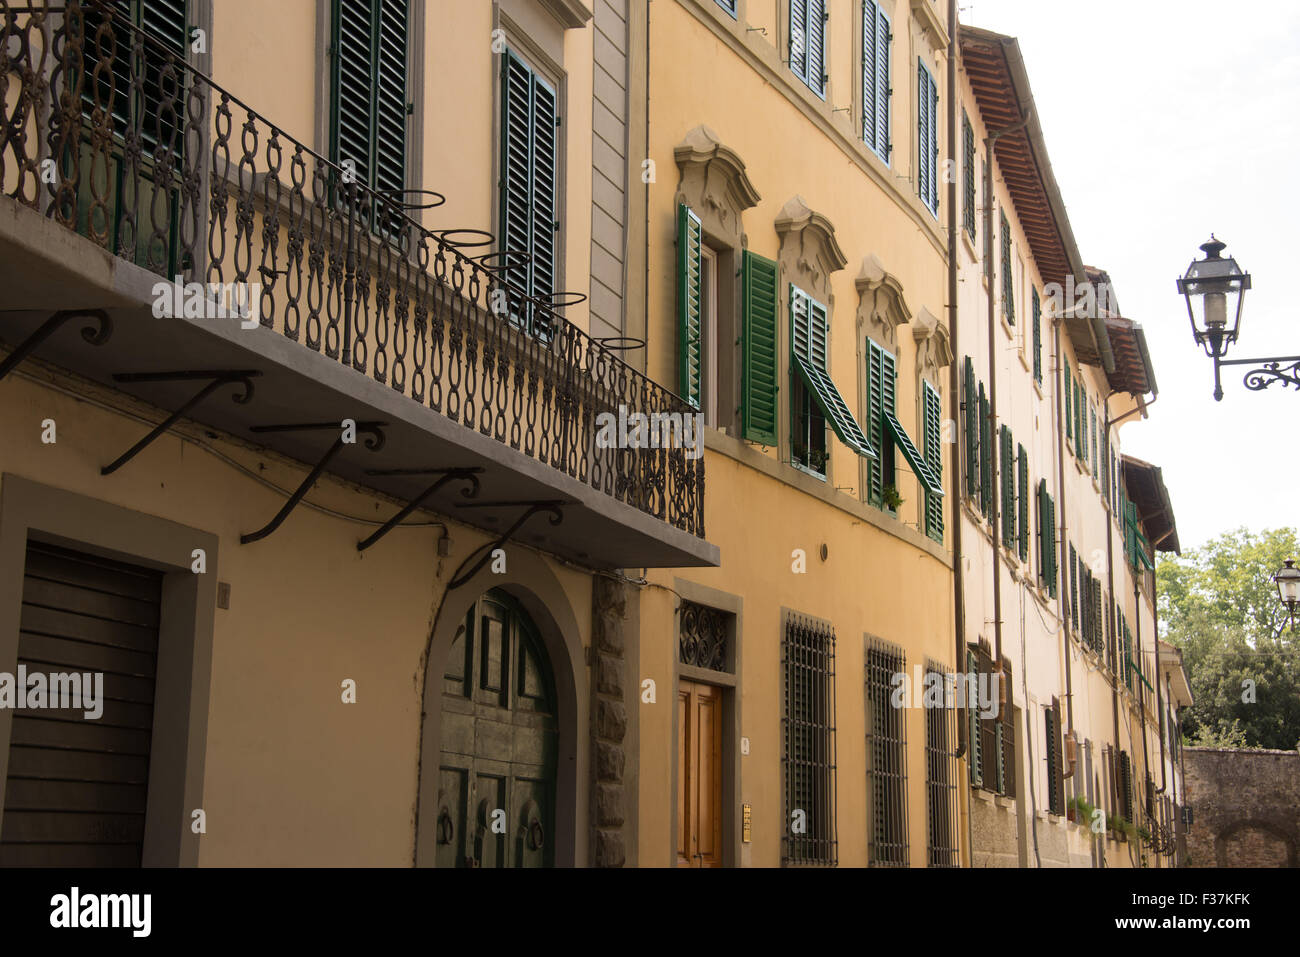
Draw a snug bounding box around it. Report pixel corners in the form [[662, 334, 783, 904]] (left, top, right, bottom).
[[0, 0, 1189, 867]]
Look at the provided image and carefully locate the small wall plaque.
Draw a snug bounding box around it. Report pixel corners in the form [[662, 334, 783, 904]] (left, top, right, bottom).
[[742, 803, 752, 843]]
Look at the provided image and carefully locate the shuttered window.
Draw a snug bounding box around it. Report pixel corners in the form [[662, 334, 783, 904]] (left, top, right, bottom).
[[790, 0, 827, 98], [792, 287, 877, 471], [782, 614, 837, 866], [677, 204, 704, 410], [331, 0, 409, 201], [499, 48, 558, 339], [924, 661, 959, 867], [82, 0, 189, 143], [1075, 380, 1085, 461], [1037, 480, 1057, 596], [741, 251, 780, 445], [966, 649, 982, 789], [978, 383, 992, 517], [923, 381, 943, 543], [1016, 444, 1029, 561], [1, 543, 163, 866], [866, 339, 896, 509], [1031, 287, 1042, 383], [916, 59, 939, 215], [999, 425, 1014, 549], [716, 0, 738, 16], [1000, 211, 1014, 323], [961, 109, 976, 240], [862, 1, 891, 163], [1069, 542, 1079, 628], [963, 357, 979, 500], [1064, 360, 1073, 445], [1045, 700, 1064, 816], [1091, 407, 1100, 480]]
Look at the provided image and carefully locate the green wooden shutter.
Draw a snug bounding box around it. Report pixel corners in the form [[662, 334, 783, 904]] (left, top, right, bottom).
[[962, 109, 975, 239], [1075, 380, 1085, 460], [1045, 491, 1057, 597], [741, 251, 780, 445], [978, 384, 992, 516], [677, 204, 704, 409], [1044, 705, 1058, 814], [373, 0, 409, 199], [967, 650, 982, 788], [1017, 445, 1029, 561], [867, 341, 898, 508], [1069, 543, 1079, 627], [1000, 425, 1014, 548], [1090, 407, 1099, 479], [1000, 211, 1014, 323], [917, 60, 938, 213], [1064, 360, 1072, 443], [964, 358, 978, 499], [1032, 288, 1042, 383], [924, 381, 943, 543], [331, 0, 408, 198]]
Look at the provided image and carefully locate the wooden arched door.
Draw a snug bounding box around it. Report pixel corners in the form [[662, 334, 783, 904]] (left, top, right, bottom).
[[435, 590, 557, 867]]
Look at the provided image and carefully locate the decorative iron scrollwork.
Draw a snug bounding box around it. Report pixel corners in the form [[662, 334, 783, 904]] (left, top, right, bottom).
[[679, 600, 731, 672], [1241, 359, 1300, 393]]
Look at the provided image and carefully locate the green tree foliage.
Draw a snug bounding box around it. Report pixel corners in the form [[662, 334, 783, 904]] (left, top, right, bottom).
[[1157, 526, 1300, 750]]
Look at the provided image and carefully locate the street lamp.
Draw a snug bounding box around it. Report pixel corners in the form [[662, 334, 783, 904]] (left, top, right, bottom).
[[1275, 560, 1300, 631], [1177, 236, 1300, 400]]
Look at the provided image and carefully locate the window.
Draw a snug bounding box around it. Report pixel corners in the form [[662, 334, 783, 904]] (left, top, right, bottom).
[[1090, 406, 1099, 480], [978, 382, 992, 517], [961, 109, 976, 240], [1000, 211, 1014, 323], [782, 614, 837, 866], [678, 600, 732, 672], [716, 0, 738, 16], [331, 0, 410, 202], [962, 358, 979, 500], [1064, 360, 1073, 446], [677, 204, 722, 424], [922, 381, 943, 543], [866, 637, 907, 866], [1117, 750, 1133, 822], [968, 644, 1013, 797], [916, 59, 939, 215], [499, 48, 558, 338], [999, 425, 1015, 549], [867, 340, 941, 512], [1036, 480, 1057, 596], [1031, 287, 1042, 383], [790, 0, 827, 98], [862, 1, 891, 163], [1016, 444, 1029, 562], [741, 251, 780, 445], [1069, 541, 1079, 628], [1045, 699, 1064, 816], [792, 286, 877, 477], [923, 661, 959, 867]]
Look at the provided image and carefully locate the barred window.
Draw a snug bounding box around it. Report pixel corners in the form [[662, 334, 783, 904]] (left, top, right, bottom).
[[967, 642, 1013, 797], [782, 614, 837, 866], [678, 600, 732, 672], [866, 637, 907, 866], [924, 660, 960, 868]]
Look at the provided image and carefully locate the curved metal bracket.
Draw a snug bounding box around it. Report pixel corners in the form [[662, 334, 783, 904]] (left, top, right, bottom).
[[1212, 353, 1300, 401], [101, 370, 261, 475], [240, 420, 386, 544], [356, 467, 483, 552], [0, 309, 113, 383], [446, 500, 568, 590]]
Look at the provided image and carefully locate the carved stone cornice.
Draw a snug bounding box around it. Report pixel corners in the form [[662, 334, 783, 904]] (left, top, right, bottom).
[[674, 125, 761, 243], [775, 196, 846, 298], [855, 254, 911, 349], [913, 305, 954, 374]]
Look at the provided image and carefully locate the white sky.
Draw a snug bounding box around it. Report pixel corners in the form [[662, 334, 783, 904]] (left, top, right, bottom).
[[961, 0, 1300, 550]]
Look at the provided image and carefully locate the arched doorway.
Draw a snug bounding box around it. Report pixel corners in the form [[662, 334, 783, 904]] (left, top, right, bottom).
[[434, 589, 557, 867]]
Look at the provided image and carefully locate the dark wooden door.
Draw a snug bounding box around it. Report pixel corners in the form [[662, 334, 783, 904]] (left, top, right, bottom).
[[677, 680, 723, 868], [1, 542, 162, 866], [436, 590, 557, 868]]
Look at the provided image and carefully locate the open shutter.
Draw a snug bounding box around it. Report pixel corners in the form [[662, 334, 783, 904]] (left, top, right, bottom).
[[791, 291, 875, 460], [373, 0, 409, 200], [923, 381, 943, 542], [867, 341, 899, 506], [807, 0, 826, 97], [1052, 699, 1065, 815], [677, 204, 704, 409], [1045, 489, 1057, 597], [917, 61, 931, 211], [863, 3, 890, 160], [1000, 212, 1014, 323], [1000, 426, 1014, 548], [978, 384, 992, 516], [875, 7, 891, 159], [742, 251, 779, 445], [1014, 446, 1027, 559], [1044, 705, 1057, 813], [332, 0, 375, 185], [967, 650, 982, 788], [963, 358, 978, 498], [1091, 408, 1099, 479], [790, 0, 807, 85], [1064, 360, 1073, 443], [331, 0, 408, 198]]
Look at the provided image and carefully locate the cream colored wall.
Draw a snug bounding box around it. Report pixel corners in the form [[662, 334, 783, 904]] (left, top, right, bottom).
[[0, 369, 593, 864], [637, 0, 956, 867]]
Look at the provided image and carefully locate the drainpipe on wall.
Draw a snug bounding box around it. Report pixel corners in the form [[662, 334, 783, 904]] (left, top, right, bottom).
[[946, 0, 975, 868]]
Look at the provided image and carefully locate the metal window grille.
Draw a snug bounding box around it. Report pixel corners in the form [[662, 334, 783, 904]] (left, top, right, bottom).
[[678, 600, 732, 672], [924, 660, 960, 867], [865, 635, 907, 866], [782, 614, 837, 866]]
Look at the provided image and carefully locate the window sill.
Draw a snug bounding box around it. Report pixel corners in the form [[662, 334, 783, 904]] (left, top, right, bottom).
[[972, 788, 994, 804], [961, 227, 979, 263], [995, 795, 1015, 810], [1000, 314, 1015, 341]]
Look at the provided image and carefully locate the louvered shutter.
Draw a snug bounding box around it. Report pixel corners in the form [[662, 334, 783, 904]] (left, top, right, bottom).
[[978, 384, 992, 516], [1016, 445, 1029, 560], [527, 74, 558, 337], [917, 61, 931, 211], [677, 204, 704, 409], [1000, 425, 1014, 548], [962, 110, 975, 238], [1001, 212, 1014, 323], [1052, 699, 1065, 815], [1000, 661, 1015, 799], [1076, 381, 1085, 460], [1045, 491, 1057, 597], [863, 3, 890, 160], [1032, 288, 1042, 382], [967, 650, 982, 788], [874, 8, 891, 159], [1091, 408, 1100, 479], [374, 0, 409, 200], [964, 358, 978, 498], [807, 0, 825, 97], [790, 0, 807, 85], [867, 341, 885, 507], [1064, 361, 1072, 442], [1069, 542, 1078, 626], [923, 381, 943, 542], [1044, 705, 1058, 814], [742, 251, 779, 445], [331, 0, 408, 199]]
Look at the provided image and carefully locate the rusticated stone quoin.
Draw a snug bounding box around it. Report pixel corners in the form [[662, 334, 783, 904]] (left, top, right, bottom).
[[590, 575, 629, 866]]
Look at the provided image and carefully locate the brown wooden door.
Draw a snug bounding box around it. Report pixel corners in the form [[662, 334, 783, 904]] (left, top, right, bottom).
[[677, 680, 723, 868]]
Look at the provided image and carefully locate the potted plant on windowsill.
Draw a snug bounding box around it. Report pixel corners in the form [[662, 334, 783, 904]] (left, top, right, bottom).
[[1107, 814, 1131, 842], [882, 484, 904, 510], [1066, 794, 1096, 826]]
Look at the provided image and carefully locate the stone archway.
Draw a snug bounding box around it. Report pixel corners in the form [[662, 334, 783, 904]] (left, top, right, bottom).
[[1215, 818, 1298, 868]]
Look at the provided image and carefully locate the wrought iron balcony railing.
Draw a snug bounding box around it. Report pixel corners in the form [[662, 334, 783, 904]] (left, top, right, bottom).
[[0, 0, 703, 539]]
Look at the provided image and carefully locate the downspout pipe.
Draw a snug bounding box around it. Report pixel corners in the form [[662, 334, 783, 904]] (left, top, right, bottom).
[[1052, 304, 1075, 748]]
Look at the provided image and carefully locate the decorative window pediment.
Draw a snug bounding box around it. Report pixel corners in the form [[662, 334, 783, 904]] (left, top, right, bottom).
[[674, 125, 761, 244], [775, 196, 846, 302], [912, 305, 954, 380], [855, 254, 911, 350]]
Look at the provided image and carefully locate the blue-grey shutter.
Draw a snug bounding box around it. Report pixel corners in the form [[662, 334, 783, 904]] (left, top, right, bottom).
[[791, 0, 807, 85], [677, 204, 704, 409], [924, 381, 943, 542], [791, 1, 825, 96], [863, 3, 890, 161], [875, 8, 891, 159], [331, 0, 408, 198], [917, 60, 930, 209]]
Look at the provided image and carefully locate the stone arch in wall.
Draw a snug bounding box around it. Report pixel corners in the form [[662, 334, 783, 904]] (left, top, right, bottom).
[[1214, 817, 1299, 868]]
